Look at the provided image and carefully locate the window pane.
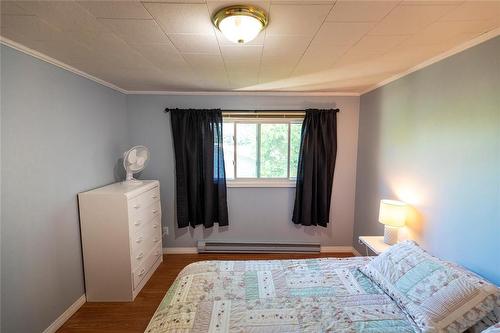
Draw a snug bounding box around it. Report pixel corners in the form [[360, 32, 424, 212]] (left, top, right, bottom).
[[223, 122, 235, 179], [236, 123, 257, 178], [260, 123, 288, 178], [289, 123, 302, 178]]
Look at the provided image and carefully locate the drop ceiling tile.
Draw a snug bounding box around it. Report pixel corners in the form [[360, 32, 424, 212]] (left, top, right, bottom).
[[403, 20, 498, 46], [313, 22, 375, 46], [77, 1, 152, 19], [183, 53, 225, 72], [0, 15, 61, 41], [270, 0, 334, 4], [351, 34, 410, 54], [142, 0, 206, 3], [169, 33, 220, 53], [369, 4, 459, 35], [266, 4, 332, 35], [143, 2, 214, 34], [98, 18, 170, 44], [129, 43, 189, 71], [326, 1, 399, 22], [263, 34, 312, 57], [16, 1, 109, 33], [206, 0, 270, 14], [293, 44, 347, 75], [0, 1, 34, 16], [220, 44, 262, 63], [441, 1, 500, 21]]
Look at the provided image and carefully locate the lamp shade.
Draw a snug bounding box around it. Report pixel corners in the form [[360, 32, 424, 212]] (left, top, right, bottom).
[[378, 199, 407, 227]]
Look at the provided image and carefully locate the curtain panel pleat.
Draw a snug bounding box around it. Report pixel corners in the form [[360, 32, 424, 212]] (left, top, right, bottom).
[[292, 109, 338, 227], [170, 109, 229, 228]]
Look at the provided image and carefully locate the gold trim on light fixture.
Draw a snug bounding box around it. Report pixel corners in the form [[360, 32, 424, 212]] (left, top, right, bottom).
[[212, 5, 268, 43]]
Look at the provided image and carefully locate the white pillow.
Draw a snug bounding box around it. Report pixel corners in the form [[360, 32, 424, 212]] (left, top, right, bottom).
[[359, 240, 499, 333]]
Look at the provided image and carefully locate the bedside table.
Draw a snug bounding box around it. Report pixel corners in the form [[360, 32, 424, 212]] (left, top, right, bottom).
[[358, 236, 391, 255]]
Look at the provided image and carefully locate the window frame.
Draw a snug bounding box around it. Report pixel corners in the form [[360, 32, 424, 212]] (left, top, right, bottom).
[[223, 116, 303, 188]]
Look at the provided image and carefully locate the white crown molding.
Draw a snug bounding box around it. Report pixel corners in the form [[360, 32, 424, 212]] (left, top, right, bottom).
[[42, 294, 86, 333], [127, 90, 360, 96], [0, 37, 128, 94], [361, 27, 500, 95]]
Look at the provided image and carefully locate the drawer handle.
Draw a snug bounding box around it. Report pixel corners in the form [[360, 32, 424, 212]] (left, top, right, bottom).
[[134, 220, 142, 226], [152, 195, 158, 199], [154, 238, 159, 243], [136, 252, 144, 260], [136, 236, 143, 243], [138, 268, 145, 277], [153, 224, 158, 229], [152, 209, 158, 214], [133, 204, 141, 209]]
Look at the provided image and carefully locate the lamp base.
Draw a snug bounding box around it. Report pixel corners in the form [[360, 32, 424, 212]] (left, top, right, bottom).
[[384, 226, 399, 245]]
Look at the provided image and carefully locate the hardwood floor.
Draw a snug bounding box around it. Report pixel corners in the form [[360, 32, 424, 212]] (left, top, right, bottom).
[[58, 252, 353, 333]]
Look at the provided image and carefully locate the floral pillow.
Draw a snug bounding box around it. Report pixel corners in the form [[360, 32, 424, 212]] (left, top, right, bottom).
[[359, 240, 499, 333]]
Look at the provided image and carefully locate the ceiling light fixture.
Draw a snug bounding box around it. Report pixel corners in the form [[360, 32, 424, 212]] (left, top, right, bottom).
[[212, 5, 268, 44]]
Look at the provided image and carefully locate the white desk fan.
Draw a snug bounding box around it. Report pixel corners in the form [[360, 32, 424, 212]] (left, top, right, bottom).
[[123, 145, 149, 184]]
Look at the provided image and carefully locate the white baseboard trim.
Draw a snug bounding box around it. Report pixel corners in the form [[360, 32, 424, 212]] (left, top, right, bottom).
[[163, 247, 198, 254], [320, 246, 355, 253], [163, 246, 356, 254], [43, 294, 86, 333]]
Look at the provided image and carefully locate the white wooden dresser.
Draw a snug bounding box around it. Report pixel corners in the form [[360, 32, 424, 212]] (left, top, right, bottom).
[[78, 180, 162, 301]]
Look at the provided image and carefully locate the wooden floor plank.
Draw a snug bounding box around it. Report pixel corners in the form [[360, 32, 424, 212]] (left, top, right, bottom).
[[58, 252, 353, 333]]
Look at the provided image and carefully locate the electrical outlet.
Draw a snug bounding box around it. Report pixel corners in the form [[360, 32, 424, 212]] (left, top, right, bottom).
[[163, 226, 169, 236]]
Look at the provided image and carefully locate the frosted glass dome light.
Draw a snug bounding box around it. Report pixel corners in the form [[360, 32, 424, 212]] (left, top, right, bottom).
[[213, 5, 268, 44]]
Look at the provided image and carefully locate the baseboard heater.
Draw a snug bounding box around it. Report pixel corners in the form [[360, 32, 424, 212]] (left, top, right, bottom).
[[197, 240, 321, 253]]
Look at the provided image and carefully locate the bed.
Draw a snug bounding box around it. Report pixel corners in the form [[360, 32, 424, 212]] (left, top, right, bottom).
[[146, 240, 500, 333], [145, 256, 420, 332]]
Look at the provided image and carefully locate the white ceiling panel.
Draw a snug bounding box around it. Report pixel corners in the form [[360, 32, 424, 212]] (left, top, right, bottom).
[[326, 1, 399, 23], [266, 4, 332, 35], [442, 1, 500, 21], [313, 22, 375, 47], [1, 0, 499, 92], [77, 1, 152, 19], [98, 19, 171, 44], [129, 43, 189, 71], [15, 1, 109, 33], [0, 1, 34, 16], [143, 2, 214, 34], [369, 4, 459, 35], [263, 34, 312, 57], [168, 33, 220, 53]]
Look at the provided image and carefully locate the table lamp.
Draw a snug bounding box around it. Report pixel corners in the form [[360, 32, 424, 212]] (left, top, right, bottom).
[[379, 199, 407, 245]]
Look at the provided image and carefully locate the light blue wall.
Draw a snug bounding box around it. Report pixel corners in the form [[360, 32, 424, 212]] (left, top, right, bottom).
[[0, 45, 128, 332], [127, 95, 360, 248], [353, 37, 500, 285]]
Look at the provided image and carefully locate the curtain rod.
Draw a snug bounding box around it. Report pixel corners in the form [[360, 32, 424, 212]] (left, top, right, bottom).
[[164, 108, 339, 113]]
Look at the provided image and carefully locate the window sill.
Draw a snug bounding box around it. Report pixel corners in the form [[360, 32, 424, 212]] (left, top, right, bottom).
[[227, 181, 296, 188]]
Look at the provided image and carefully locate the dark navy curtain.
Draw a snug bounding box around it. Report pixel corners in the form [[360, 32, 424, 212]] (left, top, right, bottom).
[[170, 109, 228, 228], [292, 109, 338, 227]]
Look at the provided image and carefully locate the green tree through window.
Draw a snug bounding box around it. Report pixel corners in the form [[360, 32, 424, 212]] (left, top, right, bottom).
[[223, 119, 302, 182]]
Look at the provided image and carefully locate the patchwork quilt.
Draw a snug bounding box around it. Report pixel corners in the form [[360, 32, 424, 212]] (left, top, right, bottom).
[[145, 257, 419, 333]]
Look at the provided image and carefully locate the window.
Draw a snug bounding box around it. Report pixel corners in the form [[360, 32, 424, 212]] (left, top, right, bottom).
[[222, 117, 303, 187]]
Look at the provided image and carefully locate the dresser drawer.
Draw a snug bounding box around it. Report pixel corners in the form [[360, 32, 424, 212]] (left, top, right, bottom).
[[131, 218, 162, 269], [133, 242, 162, 290], [128, 186, 160, 215], [129, 201, 161, 231]]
